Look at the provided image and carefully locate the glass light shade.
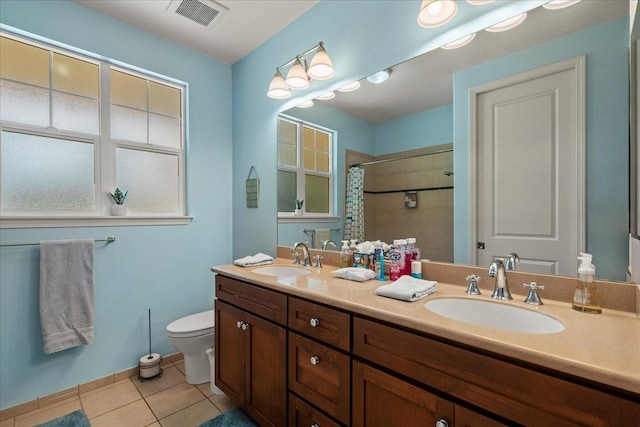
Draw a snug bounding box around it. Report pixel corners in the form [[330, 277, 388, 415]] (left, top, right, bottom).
[[316, 91, 335, 100], [367, 69, 390, 84], [417, 0, 458, 29], [543, 0, 581, 10], [337, 81, 361, 92], [466, 0, 495, 5], [285, 58, 310, 90], [297, 100, 314, 108], [441, 33, 476, 50], [267, 70, 291, 99], [485, 12, 527, 32], [307, 46, 335, 80]]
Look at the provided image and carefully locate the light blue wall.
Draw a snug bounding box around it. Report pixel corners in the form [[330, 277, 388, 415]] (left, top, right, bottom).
[[0, 0, 232, 409], [231, 0, 546, 260], [452, 17, 629, 281]]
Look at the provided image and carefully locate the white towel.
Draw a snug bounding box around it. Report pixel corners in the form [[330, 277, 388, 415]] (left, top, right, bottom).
[[375, 275, 437, 302], [313, 229, 331, 249], [331, 267, 378, 282], [40, 239, 95, 354], [233, 252, 274, 267]]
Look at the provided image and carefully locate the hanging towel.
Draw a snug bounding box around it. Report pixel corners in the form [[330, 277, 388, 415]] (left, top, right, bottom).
[[233, 253, 274, 267], [344, 167, 365, 242], [40, 239, 95, 354], [375, 275, 437, 302], [313, 229, 331, 249]]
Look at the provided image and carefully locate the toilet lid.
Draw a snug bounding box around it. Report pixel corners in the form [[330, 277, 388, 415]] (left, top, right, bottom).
[[167, 310, 214, 336]]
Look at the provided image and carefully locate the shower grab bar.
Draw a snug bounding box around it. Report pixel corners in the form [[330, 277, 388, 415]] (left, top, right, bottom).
[[0, 236, 116, 247]]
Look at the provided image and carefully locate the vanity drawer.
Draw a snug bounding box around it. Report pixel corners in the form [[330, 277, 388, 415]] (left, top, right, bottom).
[[288, 332, 350, 425], [289, 393, 343, 427], [288, 297, 350, 351], [215, 275, 287, 326]]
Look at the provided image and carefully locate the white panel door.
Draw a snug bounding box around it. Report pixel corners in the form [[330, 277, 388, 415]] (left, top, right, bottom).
[[475, 58, 584, 276]]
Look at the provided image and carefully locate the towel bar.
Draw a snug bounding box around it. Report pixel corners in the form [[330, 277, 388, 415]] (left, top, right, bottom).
[[0, 236, 116, 247]]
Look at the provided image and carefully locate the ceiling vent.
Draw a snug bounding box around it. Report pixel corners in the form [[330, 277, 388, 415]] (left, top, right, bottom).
[[166, 0, 229, 30]]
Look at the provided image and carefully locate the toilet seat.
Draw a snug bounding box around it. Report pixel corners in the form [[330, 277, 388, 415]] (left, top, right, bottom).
[[167, 310, 214, 339]]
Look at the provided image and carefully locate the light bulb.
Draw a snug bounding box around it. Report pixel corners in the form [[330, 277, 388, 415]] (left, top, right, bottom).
[[316, 91, 336, 101], [308, 45, 335, 80], [337, 81, 361, 92], [297, 100, 314, 108], [267, 70, 290, 99], [417, 0, 458, 28], [285, 58, 310, 90], [485, 12, 527, 32], [543, 0, 581, 10], [441, 33, 476, 50]]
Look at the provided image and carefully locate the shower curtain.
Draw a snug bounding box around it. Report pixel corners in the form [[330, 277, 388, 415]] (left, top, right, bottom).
[[344, 166, 365, 242]]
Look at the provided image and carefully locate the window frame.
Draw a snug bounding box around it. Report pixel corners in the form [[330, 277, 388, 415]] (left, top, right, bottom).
[[277, 115, 337, 222], [0, 30, 191, 228]]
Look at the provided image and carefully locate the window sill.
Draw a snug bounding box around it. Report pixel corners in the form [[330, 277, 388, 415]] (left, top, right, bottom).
[[0, 215, 193, 229], [278, 215, 340, 224]]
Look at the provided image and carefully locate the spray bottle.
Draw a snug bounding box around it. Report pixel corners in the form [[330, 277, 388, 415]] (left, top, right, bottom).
[[340, 240, 351, 268], [572, 252, 602, 314]]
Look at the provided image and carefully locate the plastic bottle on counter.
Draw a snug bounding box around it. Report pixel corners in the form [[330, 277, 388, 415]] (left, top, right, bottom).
[[340, 240, 351, 268], [407, 237, 421, 261], [572, 252, 602, 314], [388, 240, 405, 281]]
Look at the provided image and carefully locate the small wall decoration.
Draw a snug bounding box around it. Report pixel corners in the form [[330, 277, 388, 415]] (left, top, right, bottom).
[[405, 191, 418, 208], [246, 166, 259, 208]]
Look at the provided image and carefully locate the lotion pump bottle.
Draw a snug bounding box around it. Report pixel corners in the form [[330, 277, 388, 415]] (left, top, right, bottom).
[[340, 240, 351, 268], [572, 252, 602, 314]]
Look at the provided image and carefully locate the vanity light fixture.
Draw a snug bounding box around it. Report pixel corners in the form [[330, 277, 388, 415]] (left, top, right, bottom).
[[484, 12, 527, 32], [441, 32, 476, 50], [417, 0, 458, 29], [267, 41, 335, 99], [543, 0, 581, 10], [316, 91, 336, 101], [367, 68, 392, 84], [466, 0, 495, 4], [337, 81, 361, 93], [296, 100, 314, 108]]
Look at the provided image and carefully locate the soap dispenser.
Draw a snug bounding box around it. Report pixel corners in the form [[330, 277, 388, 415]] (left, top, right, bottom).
[[572, 252, 602, 314], [340, 240, 351, 268]]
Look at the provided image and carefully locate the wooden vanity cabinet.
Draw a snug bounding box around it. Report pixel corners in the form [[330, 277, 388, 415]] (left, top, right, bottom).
[[215, 276, 287, 427]]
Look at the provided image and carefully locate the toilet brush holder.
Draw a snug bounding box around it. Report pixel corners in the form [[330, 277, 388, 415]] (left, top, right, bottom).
[[138, 353, 163, 381]]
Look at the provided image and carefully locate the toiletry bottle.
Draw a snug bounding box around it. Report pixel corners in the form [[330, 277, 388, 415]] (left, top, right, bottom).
[[400, 239, 411, 276], [340, 240, 351, 268], [407, 237, 421, 260], [389, 240, 404, 281], [572, 252, 602, 314]]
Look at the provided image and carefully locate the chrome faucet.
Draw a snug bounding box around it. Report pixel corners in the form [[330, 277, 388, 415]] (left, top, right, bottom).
[[291, 242, 311, 267], [488, 253, 519, 300], [321, 240, 336, 250]]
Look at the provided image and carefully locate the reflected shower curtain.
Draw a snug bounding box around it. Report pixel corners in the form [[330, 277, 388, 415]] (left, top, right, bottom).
[[344, 166, 364, 242]]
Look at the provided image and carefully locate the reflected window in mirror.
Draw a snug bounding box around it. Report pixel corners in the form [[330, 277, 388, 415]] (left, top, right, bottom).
[[277, 117, 334, 217]]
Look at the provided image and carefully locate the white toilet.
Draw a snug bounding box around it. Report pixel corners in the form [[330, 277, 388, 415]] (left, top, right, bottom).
[[166, 309, 215, 385]]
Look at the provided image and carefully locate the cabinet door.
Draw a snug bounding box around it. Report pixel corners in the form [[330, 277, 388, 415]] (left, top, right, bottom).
[[244, 312, 287, 427], [289, 393, 342, 427], [455, 406, 510, 427], [352, 360, 454, 427], [215, 300, 245, 405]]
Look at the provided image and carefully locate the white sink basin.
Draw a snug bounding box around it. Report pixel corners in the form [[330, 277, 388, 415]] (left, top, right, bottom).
[[251, 265, 311, 277], [424, 298, 565, 334]]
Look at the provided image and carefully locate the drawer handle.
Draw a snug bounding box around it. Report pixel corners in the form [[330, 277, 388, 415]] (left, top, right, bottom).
[[237, 321, 249, 331], [435, 420, 449, 427], [310, 356, 320, 365], [309, 317, 320, 327], [311, 424, 320, 427]]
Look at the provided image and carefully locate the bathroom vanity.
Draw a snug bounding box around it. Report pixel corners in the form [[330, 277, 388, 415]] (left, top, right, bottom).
[[211, 261, 640, 427]]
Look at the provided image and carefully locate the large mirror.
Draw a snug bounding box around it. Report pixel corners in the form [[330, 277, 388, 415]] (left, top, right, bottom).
[[278, 0, 630, 282]]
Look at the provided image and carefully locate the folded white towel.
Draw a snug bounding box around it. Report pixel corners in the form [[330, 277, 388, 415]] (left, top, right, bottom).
[[375, 275, 437, 302], [233, 253, 274, 267], [331, 267, 378, 282]]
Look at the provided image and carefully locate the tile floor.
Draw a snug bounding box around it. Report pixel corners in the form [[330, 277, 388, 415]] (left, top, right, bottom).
[[1, 361, 236, 427]]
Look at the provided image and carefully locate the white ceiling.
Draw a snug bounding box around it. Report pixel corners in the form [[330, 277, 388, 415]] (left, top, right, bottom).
[[73, 0, 319, 65]]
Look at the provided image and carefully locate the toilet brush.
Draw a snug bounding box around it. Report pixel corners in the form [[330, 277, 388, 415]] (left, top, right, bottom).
[[138, 308, 162, 381]]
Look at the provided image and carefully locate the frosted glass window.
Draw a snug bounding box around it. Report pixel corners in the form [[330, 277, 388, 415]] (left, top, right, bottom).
[[1, 131, 95, 210], [149, 81, 181, 117], [111, 69, 147, 110], [305, 175, 329, 213], [278, 120, 297, 167], [0, 80, 49, 126], [279, 144, 297, 167], [111, 105, 147, 143], [316, 152, 329, 173], [303, 148, 315, 170], [53, 52, 99, 98], [0, 36, 49, 87], [149, 113, 181, 148], [303, 127, 315, 149], [277, 170, 296, 212], [116, 148, 179, 211], [316, 132, 329, 152], [53, 92, 99, 134]]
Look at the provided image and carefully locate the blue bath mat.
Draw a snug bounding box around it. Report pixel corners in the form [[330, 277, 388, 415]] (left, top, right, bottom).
[[35, 409, 90, 427], [199, 407, 258, 427]]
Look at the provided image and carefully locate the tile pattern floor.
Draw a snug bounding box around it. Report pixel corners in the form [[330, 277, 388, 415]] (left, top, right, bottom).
[[1, 361, 236, 427]]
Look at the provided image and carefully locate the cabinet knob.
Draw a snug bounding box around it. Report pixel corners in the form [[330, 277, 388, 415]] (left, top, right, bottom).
[[435, 419, 449, 427], [236, 321, 249, 331], [310, 355, 320, 365], [309, 317, 320, 327], [236, 321, 243, 329], [310, 424, 320, 427]]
